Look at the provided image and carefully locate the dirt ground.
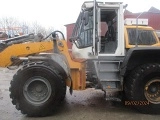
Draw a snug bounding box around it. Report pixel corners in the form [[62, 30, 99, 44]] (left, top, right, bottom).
[[0, 67, 160, 120]]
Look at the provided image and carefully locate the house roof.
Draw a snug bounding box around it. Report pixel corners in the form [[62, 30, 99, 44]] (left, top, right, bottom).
[[148, 6, 160, 13], [64, 23, 75, 27], [124, 10, 132, 15], [124, 7, 160, 15]]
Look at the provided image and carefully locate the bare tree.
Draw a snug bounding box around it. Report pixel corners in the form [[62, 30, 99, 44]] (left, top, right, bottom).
[[0, 17, 20, 37], [0, 17, 58, 38], [19, 21, 30, 35], [46, 27, 55, 34], [30, 21, 47, 36]]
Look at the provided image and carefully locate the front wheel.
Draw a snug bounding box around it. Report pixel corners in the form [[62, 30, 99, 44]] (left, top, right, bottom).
[[9, 62, 66, 116], [124, 63, 160, 114]]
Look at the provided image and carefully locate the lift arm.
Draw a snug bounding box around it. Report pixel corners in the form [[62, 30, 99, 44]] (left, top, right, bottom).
[[0, 34, 53, 67]]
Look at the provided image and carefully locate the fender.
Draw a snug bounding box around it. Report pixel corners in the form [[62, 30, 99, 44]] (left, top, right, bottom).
[[13, 53, 73, 93], [46, 53, 70, 79], [14, 53, 70, 79], [121, 47, 160, 76]]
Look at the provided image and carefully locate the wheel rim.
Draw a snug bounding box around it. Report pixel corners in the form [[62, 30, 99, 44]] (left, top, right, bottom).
[[144, 79, 160, 104], [23, 76, 52, 105]]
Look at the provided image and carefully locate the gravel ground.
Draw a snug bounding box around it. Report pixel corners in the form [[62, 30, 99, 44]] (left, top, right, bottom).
[[0, 67, 160, 120]]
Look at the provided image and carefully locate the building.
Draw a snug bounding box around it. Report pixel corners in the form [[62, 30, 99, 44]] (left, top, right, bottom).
[[65, 7, 160, 48], [124, 7, 160, 30], [64, 23, 75, 49]]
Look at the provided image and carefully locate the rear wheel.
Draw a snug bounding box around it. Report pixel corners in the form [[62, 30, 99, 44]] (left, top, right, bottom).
[[124, 63, 160, 114], [9, 62, 66, 116]]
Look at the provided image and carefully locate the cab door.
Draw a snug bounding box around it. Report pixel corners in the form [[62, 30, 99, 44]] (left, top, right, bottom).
[[70, 8, 97, 59], [97, 3, 125, 57]]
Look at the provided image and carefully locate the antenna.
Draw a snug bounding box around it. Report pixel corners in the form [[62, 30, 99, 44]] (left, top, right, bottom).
[[135, 12, 144, 47], [93, 0, 96, 55]]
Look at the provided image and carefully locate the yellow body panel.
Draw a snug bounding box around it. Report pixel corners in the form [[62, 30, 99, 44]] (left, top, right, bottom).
[[57, 40, 86, 90], [124, 25, 160, 48], [0, 40, 86, 90], [0, 41, 53, 67]]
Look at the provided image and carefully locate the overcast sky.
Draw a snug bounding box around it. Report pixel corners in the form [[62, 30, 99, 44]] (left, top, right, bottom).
[[0, 0, 160, 30]]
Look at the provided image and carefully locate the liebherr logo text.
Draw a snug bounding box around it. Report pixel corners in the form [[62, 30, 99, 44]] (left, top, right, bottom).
[[125, 101, 149, 106]]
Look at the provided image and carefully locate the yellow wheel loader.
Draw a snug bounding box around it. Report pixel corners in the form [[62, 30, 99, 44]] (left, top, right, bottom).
[[1, 0, 160, 116]]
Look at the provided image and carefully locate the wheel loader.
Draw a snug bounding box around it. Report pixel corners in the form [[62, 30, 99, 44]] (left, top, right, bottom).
[[1, 0, 160, 116]]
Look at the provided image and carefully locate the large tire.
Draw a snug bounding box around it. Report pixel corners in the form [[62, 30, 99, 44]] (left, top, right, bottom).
[[124, 63, 160, 114], [9, 62, 66, 116]]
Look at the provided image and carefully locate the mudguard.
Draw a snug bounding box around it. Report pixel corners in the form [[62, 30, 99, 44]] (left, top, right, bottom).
[[121, 47, 160, 76], [46, 53, 70, 78]]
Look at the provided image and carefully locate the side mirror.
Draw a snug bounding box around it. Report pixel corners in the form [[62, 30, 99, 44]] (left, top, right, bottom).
[[84, 11, 89, 26]]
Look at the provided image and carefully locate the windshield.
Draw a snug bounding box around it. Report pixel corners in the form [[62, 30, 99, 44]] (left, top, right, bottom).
[[71, 9, 93, 48], [127, 28, 157, 45]]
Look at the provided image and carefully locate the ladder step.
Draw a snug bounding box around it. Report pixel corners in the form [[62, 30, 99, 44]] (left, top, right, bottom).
[[99, 61, 121, 63], [100, 79, 120, 82], [105, 97, 121, 102], [105, 88, 121, 92], [99, 69, 119, 72]]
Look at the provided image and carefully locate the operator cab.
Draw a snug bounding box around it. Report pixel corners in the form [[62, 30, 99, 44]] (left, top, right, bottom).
[[99, 9, 117, 53], [70, 1, 124, 59]]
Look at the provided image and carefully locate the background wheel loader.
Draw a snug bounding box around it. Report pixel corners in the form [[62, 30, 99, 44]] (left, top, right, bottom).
[[1, 0, 160, 116]]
